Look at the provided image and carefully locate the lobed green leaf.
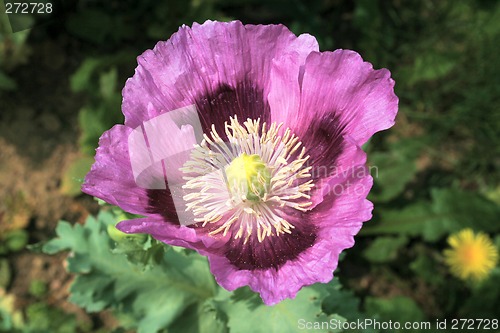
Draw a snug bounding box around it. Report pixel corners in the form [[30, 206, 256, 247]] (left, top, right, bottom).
[[43, 211, 218, 333]]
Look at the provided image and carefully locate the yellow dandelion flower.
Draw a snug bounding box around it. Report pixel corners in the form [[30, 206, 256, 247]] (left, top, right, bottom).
[[444, 228, 498, 282]]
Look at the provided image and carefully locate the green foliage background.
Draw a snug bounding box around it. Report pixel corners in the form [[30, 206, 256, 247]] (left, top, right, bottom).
[[0, 0, 499, 332]]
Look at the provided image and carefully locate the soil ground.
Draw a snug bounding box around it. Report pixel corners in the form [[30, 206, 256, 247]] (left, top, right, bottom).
[[0, 33, 102, 327]]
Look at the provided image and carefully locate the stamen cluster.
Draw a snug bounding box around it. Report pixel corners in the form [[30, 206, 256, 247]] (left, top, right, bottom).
[[181, 117, 314, 243]]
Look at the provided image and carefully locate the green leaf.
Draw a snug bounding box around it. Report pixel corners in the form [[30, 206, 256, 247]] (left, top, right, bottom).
[[365, 296, 425, 332], [60, 155, 94, 197], [110, 232, 166, 268], [78, 105, 122, 155], [99, 67, 118, 100], [363, 236, 409, 263], [409, 247, 444, 286], [43, 211, 218, 333], [4, 230, 28, 252], [425, 188, 500, 240], [495, 235, 500, 249], [168, 300, 228, 333], [408, 53, 457, 85], [70, 58, 103, 93], [42, 221, 90, 255], [0, 259, 10, 289], [78, 89, 123, 154], [369, 150, 417, 203], [363, 189, 500, 241], [322, 278, 361, 319], [24, 302, 79, 333], [484, 185, 500, 205], [362, 202, 432, 237], [460, 268, 500, 318], [322, 280, 379, 333], [70, 54, 131, 94], [5, 12, 34, 34], [29, 280, 48, 299], [0, 71, 16, 90], [220, 284, 345, 333]]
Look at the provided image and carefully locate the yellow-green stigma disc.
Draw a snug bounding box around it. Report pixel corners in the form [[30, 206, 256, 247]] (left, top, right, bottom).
[[225, 153, 271, 202]]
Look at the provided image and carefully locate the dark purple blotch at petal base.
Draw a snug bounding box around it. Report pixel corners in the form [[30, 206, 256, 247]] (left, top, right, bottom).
[[146, 188, 180, 225], [195, 80, 271, 141], [223, 210, 317, 270], [300, 112, 346, 183]]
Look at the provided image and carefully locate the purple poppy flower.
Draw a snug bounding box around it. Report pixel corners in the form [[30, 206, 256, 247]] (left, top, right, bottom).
[[82, 20, 398, 305]]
